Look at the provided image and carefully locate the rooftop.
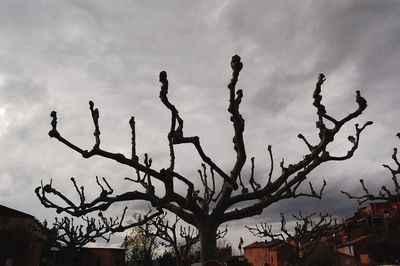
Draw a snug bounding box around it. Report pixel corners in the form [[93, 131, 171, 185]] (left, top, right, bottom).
[[0, 204, 34, 218], [243, 240, 286, 249]]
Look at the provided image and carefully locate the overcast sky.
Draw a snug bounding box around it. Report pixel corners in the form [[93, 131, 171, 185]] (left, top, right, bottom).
[[0, 0, 399, 251]]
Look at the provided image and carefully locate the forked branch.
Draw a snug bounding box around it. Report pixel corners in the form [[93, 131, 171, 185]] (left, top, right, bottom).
[[218, 72, 371, 224], [342, 134, 400, 204], [246, 212, 333, 264]]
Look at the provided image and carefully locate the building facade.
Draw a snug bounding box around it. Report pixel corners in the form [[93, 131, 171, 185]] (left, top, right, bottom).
[[1, 205, 126, 266], [243, 240, 292, 266], [244, 202, 400, 266], [0, 205, 50, 266]]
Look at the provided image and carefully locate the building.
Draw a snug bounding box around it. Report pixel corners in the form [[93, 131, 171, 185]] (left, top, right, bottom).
[[244, 202, 400, 266], [0, 204, 51, 266], [333, 201, 400, 265], [243, 240, 292, 266], [0, 204, 126, 266]]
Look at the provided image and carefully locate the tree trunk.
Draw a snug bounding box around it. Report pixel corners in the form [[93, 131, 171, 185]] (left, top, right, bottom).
[[199, 223, 217, 263], [173, 245, 182, 266]]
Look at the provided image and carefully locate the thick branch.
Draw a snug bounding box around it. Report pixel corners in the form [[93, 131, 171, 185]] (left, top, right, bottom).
[[216, 73, 370, 224]]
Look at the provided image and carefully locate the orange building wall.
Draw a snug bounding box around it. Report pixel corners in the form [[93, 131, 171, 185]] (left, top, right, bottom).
[[359, 253, 370, 265], [244, 247, 280, 266]]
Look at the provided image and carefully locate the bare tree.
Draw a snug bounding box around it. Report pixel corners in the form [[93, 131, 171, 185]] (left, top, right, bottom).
[[142, 212, 227, 266], [36, 55, 370, 262], [150, 214, 197, 266], [45, 214, 121, 265], [124, 224, 158, 266], [52, 216, 111, 248], [342, 134, 400, 204], [178, 223, 201, 265], [247, 212, 333, 266]]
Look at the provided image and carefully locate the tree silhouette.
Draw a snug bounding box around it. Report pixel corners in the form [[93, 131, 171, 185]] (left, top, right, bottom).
[[342, 134, 400, 204], [148, 213, 199, 266], [36, 55, 371, 262], [123, 224, 158, 266], [247, 212, 333, 266], [44, 214, 122, 265], [145, 212, 227, 266]]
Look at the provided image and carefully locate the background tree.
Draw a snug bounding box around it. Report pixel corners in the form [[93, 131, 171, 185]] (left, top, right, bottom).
[[178, 223, 201, 265], [123, 224, 159, 266], [142, 212, 227, 266], [44, 207, 156, 265], [247, 212, 333, 266], [342, 133, 400, 204], [157, 250, 176, 266], [36, 55, 371, 262], [45, 214, 119, 266], [187, 238, 234, 265], [145, 213, 197, 266], [214, 239, 234, 264]]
